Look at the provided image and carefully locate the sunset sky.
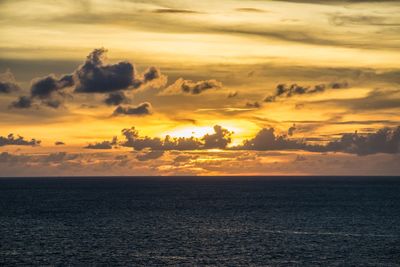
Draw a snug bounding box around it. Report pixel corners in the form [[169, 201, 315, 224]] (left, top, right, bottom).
[[0, 0, 399, 176]]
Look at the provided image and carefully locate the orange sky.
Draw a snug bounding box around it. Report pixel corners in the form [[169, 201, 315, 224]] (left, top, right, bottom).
[[0, 0, 399, 176]]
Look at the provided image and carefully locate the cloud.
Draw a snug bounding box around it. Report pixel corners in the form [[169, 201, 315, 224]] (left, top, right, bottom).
[[43, 152, 76, 163], [236, 127, 307, 151], [227, 91, 238, 98], [75, 48, 136, 93], [113, 102, 152, 116], [235, 125, 400, 155], [0, 134, 41, 147], [246, 101, 261, 108], [104, 92, 127, 106], [306, 89, 400, 111], [10, 96, 32, 109], [136, 150, 164, 161], [202, 125, 233, 149], [264, 82, 349, 102], [55, 141, 65, 145], [153, 8, 199, 14], [330, 14, 400, 27], [10, 73, 74, 109], [135, 66, 168, 89], [162, 78, 222, 95], [235, 8, 266, 13], [85, 136, 117, 149], [10, 48, 167, 109], [0, 70, 20, 94], [324, 127, 400, 155], [30, 74, 74, 99], [120, 125, 232, 151], [288, 125, 296, 136]]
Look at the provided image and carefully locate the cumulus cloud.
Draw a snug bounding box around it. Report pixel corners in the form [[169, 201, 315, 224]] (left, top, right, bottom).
[[85, 136, 117, 149], [10, 48, 167, 109], [202, 125, 233, 149], [235, 126, 400, 155], [75, 48, 136, 93], [236, 128, 306, 151], [10, 96, 32, 109], [162, 78, 222, 95], [264, 82, 348, 102], [113, 102, 152, 116], [120, 125, 232, 151], [75, 49, 166, 94], [31, 74, 74, 99], [11, 73, 74, 109], [0, 134, 41, 147], [104, 92, 127, 106], [324, 127, 400, 155], [0, 70, 20, 94]]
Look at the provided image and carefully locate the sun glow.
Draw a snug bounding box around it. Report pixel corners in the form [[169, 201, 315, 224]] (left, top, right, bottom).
[[162, 126, 217, 138]]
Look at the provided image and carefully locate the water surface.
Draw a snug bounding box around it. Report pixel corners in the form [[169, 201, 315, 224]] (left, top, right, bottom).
[[0, 177, 399, 266]]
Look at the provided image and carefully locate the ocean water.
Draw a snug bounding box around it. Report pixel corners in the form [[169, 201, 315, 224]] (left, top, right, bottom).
[[0, 177, 399, 266]]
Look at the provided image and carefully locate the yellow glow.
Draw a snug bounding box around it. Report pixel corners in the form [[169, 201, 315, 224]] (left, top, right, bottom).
[[162, 126, 221, 138]]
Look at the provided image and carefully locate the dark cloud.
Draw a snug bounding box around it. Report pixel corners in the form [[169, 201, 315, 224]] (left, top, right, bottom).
[[228, 91, 238, 98], [0, 70, 21, 94], [202, 125, 233, 149], [153, 8, 199, 14], [0, 134, 41, 147], [136, 150, 164, 161], [104, 92, 127, 106], [236, 128, 306, 151], [121, 127, 163, 151], [0, 82, 19, 94], [10, 96, 32, 109], [55, 141, 65, 146], [120, 125, 232, 151], [264, 82, 348, 102], [163, 135, 203, 150], [235, 126, 400, 155], [288, 125, 296, 136], [143, 66, 162, 83], [9, 49, 167, 109], [75, 48, 136, 93], [246, 101, 261, 109], [31, 74, 74, 99], [113, 102, 152, 116], [11, 73, 74, 109], [85, 136, 117, 149], [323, 127, 400, 155], [134, 66, 167, 89], [163, 78, 222, 95]]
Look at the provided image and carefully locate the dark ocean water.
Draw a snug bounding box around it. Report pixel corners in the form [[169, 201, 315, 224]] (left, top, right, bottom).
[[0, 177, 399, 266]]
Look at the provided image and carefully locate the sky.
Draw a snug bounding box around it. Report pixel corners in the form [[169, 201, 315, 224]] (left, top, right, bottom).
[[0, 0, 399, 176]]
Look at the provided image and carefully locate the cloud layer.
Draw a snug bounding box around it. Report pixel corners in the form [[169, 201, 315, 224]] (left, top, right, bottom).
[[0, 134, 41, 147]]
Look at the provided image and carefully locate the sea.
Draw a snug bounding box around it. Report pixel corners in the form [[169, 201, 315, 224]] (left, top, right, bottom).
[[0, 177, 399, 266]]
